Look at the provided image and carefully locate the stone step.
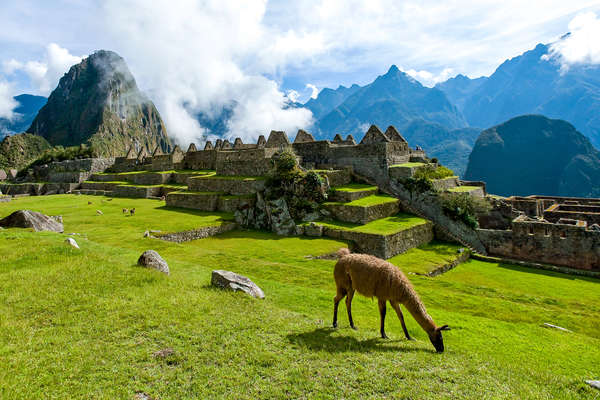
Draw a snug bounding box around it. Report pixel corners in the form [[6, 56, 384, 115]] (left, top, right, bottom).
[[311, 169, 352, 187], [112, 184, 187, 199], [166, 191, 255, 212], [305, 213, 434, 259], [431, 177, 459, 191], [330, 184, 379, 202], [187, 175, 266, 195], [81, 181, 128, 191], [324, 194, 400, 224], [447, 186, 485, 198]]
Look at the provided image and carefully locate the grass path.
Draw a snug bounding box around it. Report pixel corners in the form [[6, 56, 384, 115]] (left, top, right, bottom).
[[0, 195, 599, 399]]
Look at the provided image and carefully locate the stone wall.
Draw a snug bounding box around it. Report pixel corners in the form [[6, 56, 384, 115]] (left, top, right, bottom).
[[478, 219, 600, 271], [155, 223, 237, 243], [432, 177, 459, 191], [322, 221, 433, 259], [543, 204, 600, 225], [183, 150, 217, 170], [324, 201, 399, 224], [215, 148, 278, 176], [166, 192, 221, 211], [112, 185, 163, 198], [32, 158, 114, 183], [188, 177, 266, 195]]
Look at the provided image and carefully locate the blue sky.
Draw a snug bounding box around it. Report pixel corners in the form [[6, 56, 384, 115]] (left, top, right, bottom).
[[2, 0, 600, 143]]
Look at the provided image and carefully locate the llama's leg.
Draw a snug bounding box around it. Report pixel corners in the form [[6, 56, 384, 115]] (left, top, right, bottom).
[[346, 288, 356, 330], [333, 288, 347, 328], [378, 299, 388, 339], [392, 302, 413, 340]]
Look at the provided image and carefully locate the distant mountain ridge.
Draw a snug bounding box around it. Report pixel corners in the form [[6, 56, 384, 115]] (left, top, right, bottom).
[[465, 115, 600, 197], [0, 94, 47, 138], [27, 50, 172, 157], [436, 43, 600, 148]]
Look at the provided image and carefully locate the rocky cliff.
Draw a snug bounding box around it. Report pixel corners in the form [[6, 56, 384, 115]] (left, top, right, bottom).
[[465, 115, 600, 197], [27, 50, 172, 157]]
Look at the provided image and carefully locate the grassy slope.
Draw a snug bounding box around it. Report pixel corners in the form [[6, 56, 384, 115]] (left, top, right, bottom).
[[0, 196, 599, 399], [325, 194, 398, 207], [388, 241, 464, 275], [315, 213, 428, 235], [331, 183, 378, 192]]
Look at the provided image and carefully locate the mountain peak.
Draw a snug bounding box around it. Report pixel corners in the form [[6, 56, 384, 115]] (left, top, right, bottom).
[[386, 65, 400, 75]]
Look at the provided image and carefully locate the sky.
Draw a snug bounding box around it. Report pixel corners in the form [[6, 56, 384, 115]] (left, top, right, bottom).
[[1, 0, 600, 144]]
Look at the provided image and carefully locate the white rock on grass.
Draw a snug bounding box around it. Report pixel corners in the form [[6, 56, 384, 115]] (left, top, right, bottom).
[[586, 380, 600, 390], [96, 210, 103, 215], [65, 237, 80, 249], [211, 270, 265, 299], [137, 250, 169, 274]]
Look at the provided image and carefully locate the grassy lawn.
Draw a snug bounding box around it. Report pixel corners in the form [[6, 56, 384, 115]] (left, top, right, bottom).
[[325, 194, 398, 207], [390, 162, 426, 168], [388, 241, 465, 275], [192, 174, 266, 181], [331, 183, 378, 192], [314, 213, 430, 235], [448, 186, 482, 193], [0, 196, 599, 399]]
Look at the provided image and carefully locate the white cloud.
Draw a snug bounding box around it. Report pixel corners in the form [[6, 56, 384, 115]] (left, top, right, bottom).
[[3, 43, 82, 96], [306, 83, 319, 99], [403, 67, 455, 87], [545, 12, 600, 70], [0, 81, 18, 120], [286, 89, 301, 103], [102, 0, 314, 145]]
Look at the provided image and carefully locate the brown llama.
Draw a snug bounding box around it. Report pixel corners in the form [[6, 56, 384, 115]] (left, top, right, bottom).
[[333, 248, 450, 352]]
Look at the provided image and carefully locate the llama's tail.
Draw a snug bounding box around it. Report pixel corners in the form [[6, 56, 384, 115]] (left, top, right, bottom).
[[336, 248, 351, 258]]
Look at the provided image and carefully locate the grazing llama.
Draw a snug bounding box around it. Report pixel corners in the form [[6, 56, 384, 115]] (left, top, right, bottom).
[[333, 248, 450, 352]]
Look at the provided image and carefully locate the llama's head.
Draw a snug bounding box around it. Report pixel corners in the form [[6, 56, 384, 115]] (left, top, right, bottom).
[[428, 325, 450, 353]]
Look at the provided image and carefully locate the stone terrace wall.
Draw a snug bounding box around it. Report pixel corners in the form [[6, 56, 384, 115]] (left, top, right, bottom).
[[33, 158, 114, 183], [294, 141, 410, 185], [478, 220, 600, 271], [183, 150, 217, 170], [215, 148, 278, 176]]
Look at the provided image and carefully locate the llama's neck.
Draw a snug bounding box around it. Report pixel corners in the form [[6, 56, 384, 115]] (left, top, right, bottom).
[[402, 291, 437, 334]]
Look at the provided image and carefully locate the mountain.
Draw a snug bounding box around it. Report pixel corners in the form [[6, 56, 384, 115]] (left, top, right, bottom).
[[0, 133, 51, 171], [401, 119, 480, 176], [0, 94, 47, 138], [27, 50, 172, 156], [311, 65, 468, 138], [304, 84, 361, 120], [465, 115, 600, 197], [436, 42, 600, 148]]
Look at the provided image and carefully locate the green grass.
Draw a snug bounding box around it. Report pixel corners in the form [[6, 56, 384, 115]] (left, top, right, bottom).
[[331, 183, 378, 192], [169, 190, 225, 196], [83, 180, 129, 185], [390, 162, 426, 168], [314, 213, 429, 235], [116, 183, 188, 189], [0, 196, 599, 399], [448, 186, 482, 193], [95, 170, 149, 176], [192, 174, 266, 181], [388, 241, 465, 275], [325, 194, 398, 207], [156, 169, 214, 175]]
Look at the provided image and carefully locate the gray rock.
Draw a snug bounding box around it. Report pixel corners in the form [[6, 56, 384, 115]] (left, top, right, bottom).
[[0, 210, 64, 232], [52, 215, 63, 224], [143, 231, 151, 238], [65, 237, 80, 249], [268, 198, 296, 236], [302, 211, 321, 222], [304, 222, 324, 237], [96, 210, 103, 215], [211, 270, 265, 299], [137, 250, 169, 274], [586, 381, 600, 390]]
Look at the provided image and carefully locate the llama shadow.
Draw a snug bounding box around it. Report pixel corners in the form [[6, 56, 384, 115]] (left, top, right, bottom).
[[287, 327, 431, 354]]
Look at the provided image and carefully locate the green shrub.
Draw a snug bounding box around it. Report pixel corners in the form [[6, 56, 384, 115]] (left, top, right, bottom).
[[439, 192, 491, 229], [403, 176, 434, 198], [274, 150, 298, 173], [414, 164, 455, 180]]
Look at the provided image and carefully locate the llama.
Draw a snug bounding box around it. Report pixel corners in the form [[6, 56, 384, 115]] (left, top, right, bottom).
[[333, 248, 450, 352], [122, 208, 128, 214], [130, 208, 136, 216]]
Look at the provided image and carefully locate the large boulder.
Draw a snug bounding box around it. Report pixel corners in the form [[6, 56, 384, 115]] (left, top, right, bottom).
[[267, 198, 296, 236], [137, 250, 169, 274], [211, 270, 265, 299], [0, 210, 64, 232]]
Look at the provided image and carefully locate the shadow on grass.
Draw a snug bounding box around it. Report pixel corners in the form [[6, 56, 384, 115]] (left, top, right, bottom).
[[287, 327, 431, 354], [495, 262, 600, 283]]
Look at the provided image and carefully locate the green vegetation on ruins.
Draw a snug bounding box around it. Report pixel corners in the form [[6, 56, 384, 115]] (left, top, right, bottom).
[[324, 193, 398, 207], [0, 195, 599, 398], [388, 241, 465, 275], [448, 185, 482, 192], [331, 183, 378, 192], [313, 213, 428, 235], [390, 162, 426, 168]]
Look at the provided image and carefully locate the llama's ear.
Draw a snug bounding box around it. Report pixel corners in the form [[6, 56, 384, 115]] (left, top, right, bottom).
[[438, 325, 450, 331]]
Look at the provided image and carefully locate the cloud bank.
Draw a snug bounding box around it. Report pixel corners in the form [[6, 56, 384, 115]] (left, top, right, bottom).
[[546, 12, 600, 70], [0, 81, 18, 120], [101, 0, 314, 145], [3, 43, 82, 96]]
